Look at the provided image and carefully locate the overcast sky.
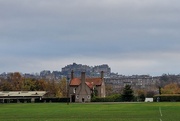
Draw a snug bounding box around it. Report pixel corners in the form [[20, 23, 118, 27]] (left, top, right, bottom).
[[1, 0, 180, 76]]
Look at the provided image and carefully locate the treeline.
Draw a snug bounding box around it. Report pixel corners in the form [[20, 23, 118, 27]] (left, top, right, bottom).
[[104, 82, 180, 102], [93, 83, 180, 102], [1, 72, 180, 100], [0, 72, 67, 97]]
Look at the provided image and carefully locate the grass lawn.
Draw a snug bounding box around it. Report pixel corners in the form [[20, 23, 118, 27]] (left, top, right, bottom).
[[0, 102, 180, 121]]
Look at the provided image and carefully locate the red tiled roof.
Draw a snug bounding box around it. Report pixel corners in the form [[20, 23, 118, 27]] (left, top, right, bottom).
[[85, 82, 93, 89], [86, 78, 102, 86], [69, 78, 81, 86], [69, 77, 102, 88]]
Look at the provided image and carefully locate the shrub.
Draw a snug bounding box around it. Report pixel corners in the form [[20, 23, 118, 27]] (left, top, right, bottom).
[[91, 94, 121, 102], [121, 85, 134, 102], [154, 94, 180, 102], [35, 98, 70, 103]]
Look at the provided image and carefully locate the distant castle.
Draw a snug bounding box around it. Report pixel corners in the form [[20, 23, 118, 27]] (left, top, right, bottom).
[[62, 63, 111, 78]]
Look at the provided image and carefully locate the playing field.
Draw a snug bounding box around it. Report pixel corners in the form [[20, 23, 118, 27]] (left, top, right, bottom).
[[0, 102, 180, 121]]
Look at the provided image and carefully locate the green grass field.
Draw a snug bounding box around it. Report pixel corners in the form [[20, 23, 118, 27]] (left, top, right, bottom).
[[0, 102, 180, 121]]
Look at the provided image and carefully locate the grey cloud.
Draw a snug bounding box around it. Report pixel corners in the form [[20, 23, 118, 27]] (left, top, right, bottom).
[[1, 0, 180, 75]]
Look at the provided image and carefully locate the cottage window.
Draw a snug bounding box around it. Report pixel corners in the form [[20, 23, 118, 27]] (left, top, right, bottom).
[[73, 88, 76, 93], [87, 95, 90, 99], [76, 95, 79, 99]]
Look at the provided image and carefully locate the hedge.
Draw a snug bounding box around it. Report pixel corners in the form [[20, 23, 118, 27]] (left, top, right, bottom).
[[91, 94, 122, 102], [154, 94, 180, 102], [35, 98, 70, 103], [0, 98, 70, 103]]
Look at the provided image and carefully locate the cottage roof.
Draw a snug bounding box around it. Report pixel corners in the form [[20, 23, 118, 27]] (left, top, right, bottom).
[[69, 78, 81, 86], [86, 78, 102, 86], [69, 77, 102, 89]]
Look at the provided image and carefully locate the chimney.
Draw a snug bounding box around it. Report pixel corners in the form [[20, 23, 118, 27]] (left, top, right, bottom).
[[101, 71, 104, 79], [81, 72, 86, 83], [71, 70, 74, 79]]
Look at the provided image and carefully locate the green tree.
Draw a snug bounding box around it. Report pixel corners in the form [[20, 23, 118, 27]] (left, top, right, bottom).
[[0, 80, 13, 91], [122, 85, 134, 102], [22, 78, 36, 91], [135, 89, 145, 102], [91, 85, 98, 98]]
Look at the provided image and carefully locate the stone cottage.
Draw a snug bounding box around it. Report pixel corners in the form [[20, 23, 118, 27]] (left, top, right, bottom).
[[69, 71, 106, 102]]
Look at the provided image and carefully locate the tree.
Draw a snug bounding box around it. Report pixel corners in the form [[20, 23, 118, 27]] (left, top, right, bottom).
[[161, 83, 180, 94], [59, 78, 68, 97], [158, 86, 162, 95], [121, 85, 134, 102], [0, 80, 13, 91], [135, 89, 145, 102], [9, 72, 24, 91], [46, 80, 60, 97], [146, 90, 155, 97], [35, 79, 47, 91], [22, 78, 36, 91], [91, 87, 98, 98]]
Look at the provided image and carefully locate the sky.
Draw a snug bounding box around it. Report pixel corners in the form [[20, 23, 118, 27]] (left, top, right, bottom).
[[0, 0, 180, 76]]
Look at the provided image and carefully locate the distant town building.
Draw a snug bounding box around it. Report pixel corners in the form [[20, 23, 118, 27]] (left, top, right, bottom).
[[104, 75, 160, 94]]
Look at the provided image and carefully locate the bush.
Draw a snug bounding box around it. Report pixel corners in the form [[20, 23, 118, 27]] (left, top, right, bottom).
[[154, 94, 180, 102], [35, 98, 70, 103], [91, 94, 121, 102], [121, 85, 134, 102]]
